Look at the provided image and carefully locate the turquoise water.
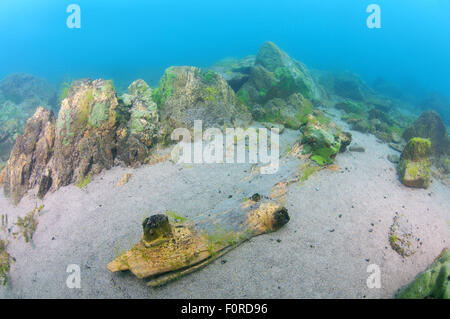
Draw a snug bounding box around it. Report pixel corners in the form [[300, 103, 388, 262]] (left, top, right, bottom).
[[0, 0, 449, 99]]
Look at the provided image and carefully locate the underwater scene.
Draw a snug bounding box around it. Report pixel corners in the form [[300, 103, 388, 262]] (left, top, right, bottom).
[[0, 0, 449, 300]]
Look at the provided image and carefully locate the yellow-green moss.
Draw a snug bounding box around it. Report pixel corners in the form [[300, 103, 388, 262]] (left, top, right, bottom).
[[77, 175, 92, 188]]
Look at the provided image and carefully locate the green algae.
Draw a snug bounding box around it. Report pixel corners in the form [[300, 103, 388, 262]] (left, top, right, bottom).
[[396, 249, 449, 299], [88, 102, 109, 128]]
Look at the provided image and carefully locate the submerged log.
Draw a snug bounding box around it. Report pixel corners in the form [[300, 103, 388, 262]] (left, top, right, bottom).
[[107, 197, 289, 287]]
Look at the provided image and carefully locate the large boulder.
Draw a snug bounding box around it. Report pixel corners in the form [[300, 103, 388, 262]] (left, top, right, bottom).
[[398, 137, 431, 188], [237, 42, 321, 107], [116, 80, 159, 166], [259, 93, 314, 129], [403, 110, 450, 157], [2, 107, 55, 204], [1, 78, 160, 203], [154, 66, 251, 138], [52, 79, 119, 188]]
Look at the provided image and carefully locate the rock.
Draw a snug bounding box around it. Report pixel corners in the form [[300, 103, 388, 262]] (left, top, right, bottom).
[[3, 78, 158, 203], [316, 71, 374, 101], [155, 66, 251, 138], [339, 131, 352, 152], [387, 154, 400, 164], [52, 79, 119, 189], [403, 110, 450, 157], [3, 107, 56, 204], [237, 42, 321, 107], [349, 145, 365, 152], [0, 74, 58, 163], [398, 138, 431, 188], [264, 122, 284, 134], [301, 118, 342, 166], [335, 100, 367, 115], [116, 80, 159, 166], [389, 213, 420, 257], [262, 93, 314, 129], [391, 132, 402, 144], [116, 173, 132, 187], [209, 56, 255, 92], [389, 143, 404, 153], [396, 248, 449, 299]]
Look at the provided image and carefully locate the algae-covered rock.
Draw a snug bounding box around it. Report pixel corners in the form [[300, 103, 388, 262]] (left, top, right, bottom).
[[301, 117, 343, 166], [52, 79, 119, 188], [237, 41, 321, 107], [398, 138, 431, 188], [261, 93, 314, 129], [3, 107, 56, 204], [155, 66, 251, 137], [396, 248, 449, 299], [117, 80, 159, 166], [403, 110, 450, 157]]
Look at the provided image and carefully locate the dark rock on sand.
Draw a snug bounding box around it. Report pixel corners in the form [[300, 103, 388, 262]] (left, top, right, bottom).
[[2, 107, 56, 204], [349, 145, 365, 152]]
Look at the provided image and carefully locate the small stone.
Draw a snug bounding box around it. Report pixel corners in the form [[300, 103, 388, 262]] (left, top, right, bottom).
[[349, 145, 365, 152]]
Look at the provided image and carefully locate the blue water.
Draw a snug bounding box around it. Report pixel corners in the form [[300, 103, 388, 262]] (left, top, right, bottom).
[[1, 0, 449, 99]]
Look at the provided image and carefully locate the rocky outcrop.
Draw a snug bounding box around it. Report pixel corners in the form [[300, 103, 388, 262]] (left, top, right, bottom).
[[0, 74, 58, 163], [117, 80, 159, 166], [155, 66, 251, 138], [52, 79, 119, 188], [2, 78, 160, 204], [3, 107, 55, 204], [237, 42, 321, 108], [398, 137, 431, 188], [403, 110, 450, 157]]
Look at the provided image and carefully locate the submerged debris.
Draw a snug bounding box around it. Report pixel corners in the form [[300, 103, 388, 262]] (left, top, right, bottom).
[[107, 198, 289, 287]]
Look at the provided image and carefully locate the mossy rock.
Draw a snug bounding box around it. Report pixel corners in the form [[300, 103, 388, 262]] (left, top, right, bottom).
[[237, 41, 321, 106], [156, 66, 251, 138], [401, 137, 431, 161], [403, 110, 450, 157], [302, 123, 341, 166], [398, 159, 431, 188], [396, 248, 449, 299]]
